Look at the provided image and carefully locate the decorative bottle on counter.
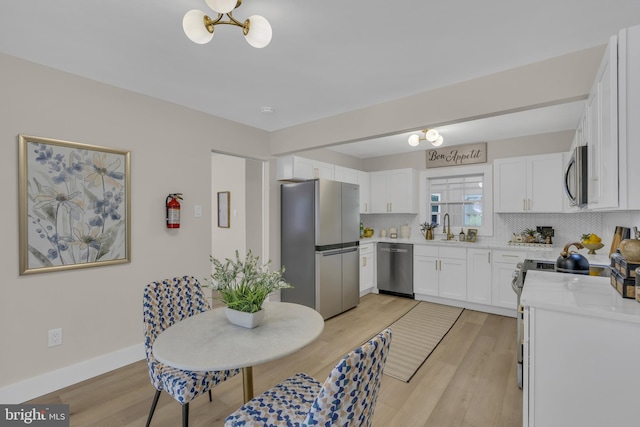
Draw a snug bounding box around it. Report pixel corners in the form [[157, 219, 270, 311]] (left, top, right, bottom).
[[459, 229, 466, 241], [360, 221, 364, 238]]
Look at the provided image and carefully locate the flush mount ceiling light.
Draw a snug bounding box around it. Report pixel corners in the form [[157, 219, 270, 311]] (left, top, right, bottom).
[[183, 0, 272, 48], [408, 129, 444, 147]]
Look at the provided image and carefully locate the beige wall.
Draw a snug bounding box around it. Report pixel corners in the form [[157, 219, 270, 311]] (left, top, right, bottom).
[[360, 130, 574, 171], [295, 130, 573, 172], [0, 53, 269, 399], [211, 154, 247, 261]]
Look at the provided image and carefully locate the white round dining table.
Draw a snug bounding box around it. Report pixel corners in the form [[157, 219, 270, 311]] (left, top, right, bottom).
[[152, 301, 324, 402]]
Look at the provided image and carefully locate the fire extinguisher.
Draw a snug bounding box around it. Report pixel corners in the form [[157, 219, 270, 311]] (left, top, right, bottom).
[[166, 193, 183, 228]]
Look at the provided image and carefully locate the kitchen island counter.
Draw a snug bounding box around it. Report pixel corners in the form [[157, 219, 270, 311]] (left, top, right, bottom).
[[521, 269, 640, 427], [521, 270, 640, 323]]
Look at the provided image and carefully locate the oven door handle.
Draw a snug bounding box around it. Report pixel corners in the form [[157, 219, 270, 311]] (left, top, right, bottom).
[[511, 275, 521, 295]]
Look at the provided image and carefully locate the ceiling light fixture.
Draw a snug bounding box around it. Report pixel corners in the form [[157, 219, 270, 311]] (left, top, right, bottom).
[[408, 129, 444, 147], [183, 0, 272, 48]]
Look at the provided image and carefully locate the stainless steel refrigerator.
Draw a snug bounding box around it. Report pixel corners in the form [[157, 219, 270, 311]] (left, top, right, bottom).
[[280, 179, 360, 319]]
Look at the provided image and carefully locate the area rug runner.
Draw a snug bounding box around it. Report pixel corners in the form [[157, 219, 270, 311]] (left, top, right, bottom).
[[383, 301, 464, 382]]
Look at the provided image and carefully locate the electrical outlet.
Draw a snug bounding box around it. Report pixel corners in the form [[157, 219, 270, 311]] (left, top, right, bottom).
[[48, 328, 63, 347]]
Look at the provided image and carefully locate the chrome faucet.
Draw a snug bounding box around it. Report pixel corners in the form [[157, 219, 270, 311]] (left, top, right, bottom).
[[443, 213, 453, 240]]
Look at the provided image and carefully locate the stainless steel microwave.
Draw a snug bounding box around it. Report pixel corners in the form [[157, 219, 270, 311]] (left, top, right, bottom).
[[564, 145, 588, 207]]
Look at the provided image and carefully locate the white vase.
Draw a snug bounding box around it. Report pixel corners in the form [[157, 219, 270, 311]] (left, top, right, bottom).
[[225, 307, 265, 329]]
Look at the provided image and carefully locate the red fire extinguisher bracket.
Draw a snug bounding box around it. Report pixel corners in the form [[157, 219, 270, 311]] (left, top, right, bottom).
[[166, 193, 183, 228]]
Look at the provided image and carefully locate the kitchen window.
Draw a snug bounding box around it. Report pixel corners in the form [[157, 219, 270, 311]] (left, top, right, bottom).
[[420, 165, 493, 237]]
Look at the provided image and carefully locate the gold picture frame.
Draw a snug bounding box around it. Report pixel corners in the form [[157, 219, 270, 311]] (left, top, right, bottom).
[[466, 228, 478, 242], [217, 191, 230, 228], [18, 135, 131, 275]]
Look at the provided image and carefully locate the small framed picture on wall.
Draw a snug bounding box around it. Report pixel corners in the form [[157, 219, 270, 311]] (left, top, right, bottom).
[[467, 228, 478, 242], [217, 191, 230, 228]]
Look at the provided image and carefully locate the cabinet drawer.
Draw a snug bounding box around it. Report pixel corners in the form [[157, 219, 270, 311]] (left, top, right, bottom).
[[360, 243, 374, 255], [493, 250, 526, 264], [414, 245, 439, 257], [439, 247, 466, 259]]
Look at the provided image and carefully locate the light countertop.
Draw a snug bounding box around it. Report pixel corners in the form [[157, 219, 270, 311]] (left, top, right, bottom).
[[360, 236, 554, 251], [521, 270, 640, 323], [359, 237, 612, 265]]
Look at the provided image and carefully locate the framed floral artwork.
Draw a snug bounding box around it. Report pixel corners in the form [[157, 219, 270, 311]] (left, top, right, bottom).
[[18, 135, 131, 275]]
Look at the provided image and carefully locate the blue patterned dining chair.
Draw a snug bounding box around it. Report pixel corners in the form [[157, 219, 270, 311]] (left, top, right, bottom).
[[224, 327, 392, 427], [143, 275, 240, 427]]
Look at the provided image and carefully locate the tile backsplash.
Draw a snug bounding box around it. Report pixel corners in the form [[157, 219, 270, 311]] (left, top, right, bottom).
[[361, 211, 640, 248], [495, 212, 601, 246]]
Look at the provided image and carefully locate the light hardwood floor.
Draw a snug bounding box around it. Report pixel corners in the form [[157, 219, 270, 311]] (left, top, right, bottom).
[[27, 294, 522, 426]]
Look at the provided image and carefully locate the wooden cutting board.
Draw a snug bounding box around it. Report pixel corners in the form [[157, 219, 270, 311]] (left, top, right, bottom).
[[610, 226, 631, 257]]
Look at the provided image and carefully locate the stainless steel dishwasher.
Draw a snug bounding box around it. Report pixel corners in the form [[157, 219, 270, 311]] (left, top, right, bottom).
[[377, 242, 413, 298]]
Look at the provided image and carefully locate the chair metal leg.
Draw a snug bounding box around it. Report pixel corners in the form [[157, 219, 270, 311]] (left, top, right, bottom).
[[209, 389, 212, 402], [145, 390, 162, 427], [182, 403, 189, 427]]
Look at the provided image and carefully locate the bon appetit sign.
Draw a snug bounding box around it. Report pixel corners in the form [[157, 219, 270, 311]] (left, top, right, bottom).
[[425, 142, 487, 168]]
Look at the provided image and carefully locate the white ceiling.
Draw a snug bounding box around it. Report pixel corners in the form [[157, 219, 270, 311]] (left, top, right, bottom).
[[1, 1, 639, 156]]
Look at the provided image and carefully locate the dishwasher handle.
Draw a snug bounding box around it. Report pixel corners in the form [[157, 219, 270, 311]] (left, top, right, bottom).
[[380, 248, 409, 253]]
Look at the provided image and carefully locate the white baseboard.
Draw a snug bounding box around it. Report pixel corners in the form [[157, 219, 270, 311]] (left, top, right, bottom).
[[414, 293, 517, 318], [0, 343, 145, 404]]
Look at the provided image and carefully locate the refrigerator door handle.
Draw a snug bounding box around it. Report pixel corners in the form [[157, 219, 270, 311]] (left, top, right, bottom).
[[320, 247, 359, 257], [340, 247, 358, 254], [320, 250, 343, 257]]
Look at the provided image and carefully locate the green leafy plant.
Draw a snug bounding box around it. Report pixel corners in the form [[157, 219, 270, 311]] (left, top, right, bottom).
[[420, 222, 438, 232], [205, 250, 292, 313]]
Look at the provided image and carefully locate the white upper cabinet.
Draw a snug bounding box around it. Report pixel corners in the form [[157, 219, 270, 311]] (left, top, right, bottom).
[[370, 169, 418, 213], [494, 153, 563, 213], [276, 155, 334, 181], [357, 171, 371, 214], [587, 35, 619, 210], [617, 24, 640, 210], [333, 165, 358, 184], [335, 166, 371, 214]]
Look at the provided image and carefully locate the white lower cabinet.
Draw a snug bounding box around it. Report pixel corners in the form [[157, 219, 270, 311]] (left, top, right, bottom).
[[359, 243, 374, 295], [414, 246, 466, 301], [491, 250, 524, 309], [466, 248, 492, 305], [524, 306, 640, 427]]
